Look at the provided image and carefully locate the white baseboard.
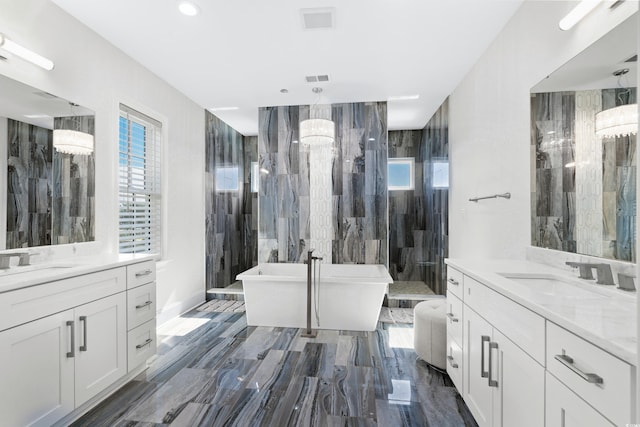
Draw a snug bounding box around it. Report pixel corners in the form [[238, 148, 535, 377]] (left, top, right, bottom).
[[156, 291, 205, 326]]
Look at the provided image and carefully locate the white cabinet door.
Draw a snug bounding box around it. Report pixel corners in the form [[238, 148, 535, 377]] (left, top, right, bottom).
[[74, 292, 127, 407], [463, 305, 493, 427], [491, 329, 544, 427], [0, 310, 75, 427], [546, 372, 615, 427]]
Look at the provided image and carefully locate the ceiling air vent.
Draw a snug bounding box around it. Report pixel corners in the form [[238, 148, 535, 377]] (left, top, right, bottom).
[[305, 74, 330, 83], [301, 8, 335, 30]]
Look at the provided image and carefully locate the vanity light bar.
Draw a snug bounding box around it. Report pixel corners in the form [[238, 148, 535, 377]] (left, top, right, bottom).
[[0, 33, 54, 71], [559, 0, 601, 31]]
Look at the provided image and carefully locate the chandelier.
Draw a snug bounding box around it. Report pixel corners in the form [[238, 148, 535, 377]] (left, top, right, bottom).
[[595, 69, 638, 139], [299, 87, 335, 144], [595, 104, 637, 138], [53, 102, 94, 155]]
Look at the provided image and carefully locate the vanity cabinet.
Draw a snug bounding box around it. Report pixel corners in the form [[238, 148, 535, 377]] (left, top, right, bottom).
[[125, 261, 157, 372], [546, 322, 634, 426], [74, 292, 127, 407], [445, 289, 464, 393], [463, 304, 544, 427], [546, 372, 614, 427], [0, 310, 75, 427], [0, 259, 156, 427], [446, 261, 636, 427], [448, 265, 545, 427]]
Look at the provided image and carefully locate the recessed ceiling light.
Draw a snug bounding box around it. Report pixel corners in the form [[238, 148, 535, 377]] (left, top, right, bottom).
[[368, 137, 375, 141], [24, 114, 51, 119], [209, 106, 239, 112], [178, 1, 200, 16], [387, 95, 420, 101]]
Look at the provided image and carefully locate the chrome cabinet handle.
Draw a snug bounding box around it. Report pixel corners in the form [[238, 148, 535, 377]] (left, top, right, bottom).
[[135, 269, 153, 278], [488, 342, 499, 387], [446, 312, 459, 322], [136, 338, 153, 349], [554, 354, 603, 384], [447, 278, 459, 286], [66, 321, 75, 358], [79, 316, 88, 352], [447, 355, 459, 369], [481, 335, 490, 378], [136, 300, 153, 309]]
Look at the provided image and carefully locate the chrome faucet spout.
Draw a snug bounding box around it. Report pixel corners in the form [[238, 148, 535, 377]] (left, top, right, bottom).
[[565, 262, 594, 280], [0, 252, 31, 269], [594, 264, 615, 286]]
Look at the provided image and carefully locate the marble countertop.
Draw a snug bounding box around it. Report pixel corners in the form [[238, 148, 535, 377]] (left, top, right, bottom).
[[0, 253, 156, 294], [445, 258, 637, 366]]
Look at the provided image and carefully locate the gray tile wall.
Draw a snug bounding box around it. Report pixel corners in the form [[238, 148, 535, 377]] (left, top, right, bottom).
[[531, 92, 576, 252], [531, 89, 636, 262], [601, 88, 636, 261], [388, 130, 423, 281], [387, 99, 449, 294], [205, 111, 257, 291], [6, 119, 52, 248], [258, 102, 388, 265], [52, 116, 95, 244], [422, 99, 449, 294]]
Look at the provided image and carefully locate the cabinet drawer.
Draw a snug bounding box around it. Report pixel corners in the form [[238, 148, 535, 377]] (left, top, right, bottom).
[[446, 291, 463, 345], [0, 268, 126, 332], [446, 267, 463, 299], [126, 260, 156, 289], [446, 334, 463, 395], [545, 371, 614, 427], [464, 275, 545, 364], [127, 282, 156, 331], [127, 319, 156, 372], [546, 322, 632, 427]]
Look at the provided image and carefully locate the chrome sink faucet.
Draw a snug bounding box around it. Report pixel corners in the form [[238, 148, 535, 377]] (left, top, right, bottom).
[[0, 252, 30, 269], [565, 262, 615, 285], [565, 262, 595, 280], [593, 264, 615, 286]]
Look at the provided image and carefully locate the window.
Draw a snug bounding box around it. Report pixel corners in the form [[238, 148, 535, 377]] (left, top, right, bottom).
[[216, 166, 239, 192], [119, 104, 162, 254], [388, 158, 415, 190], [432, 160, 449, 189]]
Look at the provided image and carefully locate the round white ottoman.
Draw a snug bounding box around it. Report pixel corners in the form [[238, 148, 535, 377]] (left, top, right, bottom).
[[413, 299, 447, 370]]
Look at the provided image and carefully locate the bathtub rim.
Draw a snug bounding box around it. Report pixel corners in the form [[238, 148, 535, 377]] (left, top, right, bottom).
[[236, 263, 393, 285]]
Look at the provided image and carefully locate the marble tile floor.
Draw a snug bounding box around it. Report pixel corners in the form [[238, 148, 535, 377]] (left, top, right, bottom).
[[72, 306, 477, 427]]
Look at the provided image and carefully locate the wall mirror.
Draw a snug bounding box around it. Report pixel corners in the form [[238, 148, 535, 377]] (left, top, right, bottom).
[[530, 13, 637, 262], [0, 74, 95, 250]]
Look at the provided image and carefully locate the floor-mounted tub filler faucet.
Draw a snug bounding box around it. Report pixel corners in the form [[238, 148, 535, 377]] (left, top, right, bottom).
[[302, 249, 322, 338]]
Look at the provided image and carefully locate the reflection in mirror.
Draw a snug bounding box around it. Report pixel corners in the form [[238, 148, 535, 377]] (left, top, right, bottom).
[[530, 13, 637, 262], [0, 75, 95, 249]]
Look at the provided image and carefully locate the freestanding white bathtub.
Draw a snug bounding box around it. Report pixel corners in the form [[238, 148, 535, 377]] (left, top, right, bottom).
[[236, 263, 393, 332]]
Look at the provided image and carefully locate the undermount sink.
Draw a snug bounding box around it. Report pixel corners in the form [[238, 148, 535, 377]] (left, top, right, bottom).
[[0, 264, 76, 276], [498, 273, 610, 299]]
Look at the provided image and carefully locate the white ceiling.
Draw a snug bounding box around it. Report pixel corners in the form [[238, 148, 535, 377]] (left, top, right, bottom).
[[0, 74, 94, 129], [532, 13, 637, 93], [51, 0, 524, 135]]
